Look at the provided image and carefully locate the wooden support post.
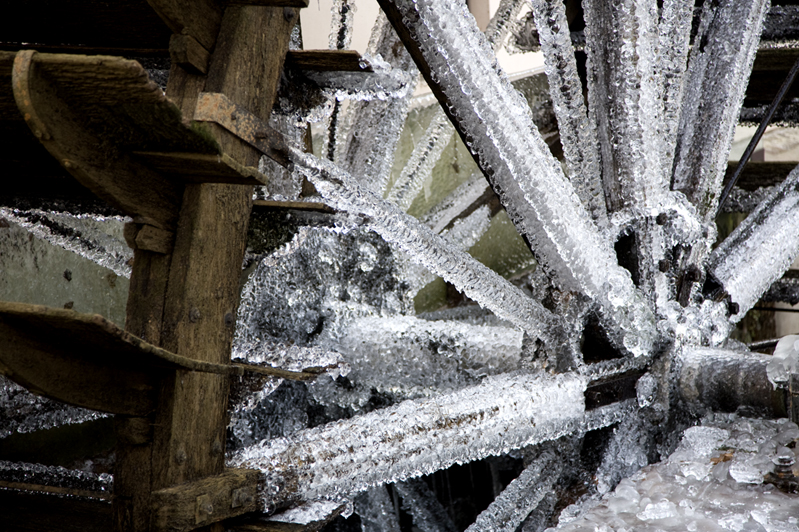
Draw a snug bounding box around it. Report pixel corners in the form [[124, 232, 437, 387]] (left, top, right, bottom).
[[115, 4, 298, 532]]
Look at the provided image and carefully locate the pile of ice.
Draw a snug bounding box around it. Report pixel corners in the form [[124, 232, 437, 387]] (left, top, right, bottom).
[[550, 414, 799, 531]]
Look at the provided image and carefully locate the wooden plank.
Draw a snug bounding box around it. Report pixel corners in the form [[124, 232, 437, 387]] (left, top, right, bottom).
[[150, 469, 259, 532], [0, 487, 113, 532], [11, 50, 183, 231], [170, 34, 211, 75], [724, 161, 798, 190], [0, 481, 111, 501], [133, 151, 268, 185], [285, 50, 374, 72], [146, 0, 224, 52], [252, 199, 335, 213]]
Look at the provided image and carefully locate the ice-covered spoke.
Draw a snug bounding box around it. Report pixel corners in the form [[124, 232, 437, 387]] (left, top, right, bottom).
[[395, 479, 458, 532], [422, 173, 492, 234], [530, 0, 605, 226], [338, 13, 418, 193], [0, 208, 132, 278], [355, 486, 401, 532], [289, 148, 564, 345], [671, 0, 769, 221], [582, 0, 663, 211], [707, 164, 799, 323], [464, 451, 560, 532], [229, 372, 587, 510], [0, 460, 113, 495], [377, 0, 656, 358]]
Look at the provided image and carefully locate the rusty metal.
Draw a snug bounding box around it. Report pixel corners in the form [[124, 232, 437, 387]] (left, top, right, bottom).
[[193, 92, 291, 167]]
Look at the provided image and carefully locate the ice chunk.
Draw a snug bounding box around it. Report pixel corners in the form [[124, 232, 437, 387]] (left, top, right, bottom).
[[766, 335, 799, 388], [229, 372, 587, 510], [355, 486, 401, 532], [465, 451, 559, 532], [396, 479, 458, 532], [265, 500, 345, 527], [289, 148, 565, 346]]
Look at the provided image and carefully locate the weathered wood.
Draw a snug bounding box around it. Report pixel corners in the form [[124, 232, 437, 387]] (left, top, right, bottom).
[[285, 50, 374, 72], [146, 0, 224, 52], [724, 161, 798, 190], [227, 501, 345, 532], [0, 480, 111, 501], [11, 50, 183, 231], [125, 222, 177, 254], [252, 199, 335, 213], [151, 469, 259, 532], [170, 34, 211, 75], [133, 152, 268, 185], [0, 486, 113, 532]]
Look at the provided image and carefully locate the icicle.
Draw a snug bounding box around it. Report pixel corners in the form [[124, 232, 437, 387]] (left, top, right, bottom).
[[465, 451, 560, 532], [380, 0, 656, 358], [396, 479, 458, 532], [582, 0, 664, 211], [656, 0, 694, 186], [529, 0, 606, 226], [289, 148, 565, 346], [355, 486, 401, 532], [0, 208, 132, 278], [329, 0, 356, 50], [671, 0, 769, 221], [337, 315, 524, 400], [229, 372, 587, 510], [422, 173, 491, 234], [707, 164, 799, 322]]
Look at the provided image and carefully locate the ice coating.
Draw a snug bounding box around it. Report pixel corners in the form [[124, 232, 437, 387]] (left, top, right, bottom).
[[582, 0, 663, 210], [422, 174, 491, 234], [530, 0, 605, 225], [265, 500, 345, 527], [380, 0, 656, 358], [0, 460, 113, 494], [338, 12, 418, 194], [708, 164, 799, 320], [395, 479, 458, 532], [355, 486, 401, 532], [288, 148, 565, 345], [329, 0, 355, 50], [0, 375, 107, 439], [229, 372, 587, 510], [547, 414, 799, 532], [671, 0, 769, 221], [0, 208, 132, 278], [305, 55, 416, 103], [336, 315, 524, 399], [465, 451, 559, 532]]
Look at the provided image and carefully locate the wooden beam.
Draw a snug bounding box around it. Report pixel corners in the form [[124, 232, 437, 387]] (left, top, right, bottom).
[[285, 50, 374, 72], [170, 34, 211, 75], [151, 469, 259, 532], [146, 0, 224, 53], [0, 486, 112, 532], [724, 161, 798, 190]]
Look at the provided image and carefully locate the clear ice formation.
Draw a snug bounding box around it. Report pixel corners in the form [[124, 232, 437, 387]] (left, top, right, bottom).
[[0, 208, 132, 278], [337, 12, 418, 194], [767, 335, 799, 389], [355, 486, 401, 532], [422, 174, 491, 234], [305, 54, 416, 103], [288, 148, 565, 345], [395, 479, 458, 532], [0, 375, 107, 439], [329, 0, 356, 51], [0, 459, 113, 494], [547, 414, 799, 532], [708, 164, 799, 321], [229, 372, 587, 510], [530, 0, 605, 225], [464, 451, 559, 532], [382, 0, 656, 358], [672, 0, 769, 221], [336, 315, 523, 400]]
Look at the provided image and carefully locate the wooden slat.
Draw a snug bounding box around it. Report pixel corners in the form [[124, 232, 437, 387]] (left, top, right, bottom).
[[150, 469, 259, 532], [133, 152, 268, 185], [0, 486, 113, 532], [285, 50, 374, 72], [252, 199, 335, 213], [724, 161, 798, 190], [146, 0, 223, 52]]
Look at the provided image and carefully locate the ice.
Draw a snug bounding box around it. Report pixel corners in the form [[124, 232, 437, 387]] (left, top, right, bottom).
[[0, 208, 132, 278], [530, 0, 605, 226], [265, 500, 345, 527], [766, 335, 799, 388], [334, 315, 524, 401], [396, 478, 458, 532], [465, 451, 559, 532], [329, 0, 355, 50], [0, 375, 107, 439], [582, 0, 664, 210], [382, 0, 656, 358], [229, 372, 587, 510], [305, 55, 416, 103], [422, 174, 492, 234], [0, 460, 112, 494], [337, 12, 418, 194], [594, 415, 650, 495], [289, 148, 565, 346], [547, 414, 799, 531], [671, 0, 769, 221], [355, 486, 401, 532], [707, 164, 799, 321]]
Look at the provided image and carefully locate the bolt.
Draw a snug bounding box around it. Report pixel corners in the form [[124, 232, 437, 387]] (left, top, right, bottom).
[[284, 7, 295, 21], [685, 265, 702, 283], [189, 307, 201, 322], [656, 212, 668, 225], [728, 300, 740, 316], [224, 312, 235, 328], [176, 447, 187, 463], [658, 259, 671, 273]]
